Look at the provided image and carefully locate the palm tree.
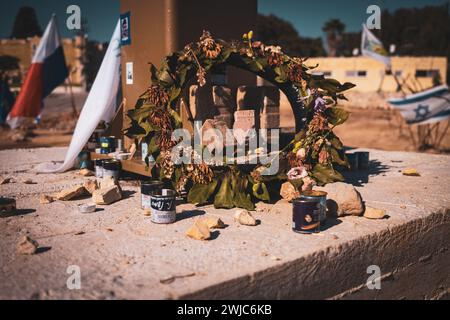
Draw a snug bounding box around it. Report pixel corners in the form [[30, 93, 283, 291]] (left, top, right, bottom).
[[322, 19, 346, 57]]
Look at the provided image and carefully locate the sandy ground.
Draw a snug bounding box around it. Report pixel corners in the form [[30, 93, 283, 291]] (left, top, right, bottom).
[[0, 89, 449, 153]]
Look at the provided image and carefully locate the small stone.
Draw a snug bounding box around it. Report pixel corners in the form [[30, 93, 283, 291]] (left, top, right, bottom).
[[92, 186, 122, 205], [17, 236, 39, 255], [143, 209, 151, 217], [315, 182, 364, 217], [234, 209, 257, 226], [74, 231, 85, 236], [270, 256, 281, 261], [202, 217, 225, 229], [100, 176, 121, 191], [400, 205, 407, 209], [364, 207, 387, 220], [79, 169, 94, 177], [39, 194, 54, 204], [403, 168, 421, 177], [55, 185, 86, 201], [280, 182, 299, 202], [0, 177, 12, 185], [83, 180, 99, 195], [106, 228, 114, 232], [23, 179, 35, 185], [186, 219, 211, 240]]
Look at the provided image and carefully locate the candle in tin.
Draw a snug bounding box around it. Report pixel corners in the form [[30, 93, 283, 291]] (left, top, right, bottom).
[[299, 190, 328, 224], [103, 160, 121, 182], [356, 151, 370, 170], [292, 198, 321, 234], [141, 180, 164, 210], [94, 159, 104, 178], [150, 189, 177, 224]]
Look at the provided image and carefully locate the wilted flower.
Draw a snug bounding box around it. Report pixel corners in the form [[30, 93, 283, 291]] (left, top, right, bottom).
[[314, 96, 327, 113], [287, 62, 304, 83], [296, 148, 306, 160], [265, 46, 282, 54], [301, 176, 317, 192], [265, 46, 283, 67], [287, 166, 308, 180], [196, 67, 206, 87], [144, 85, 169, 107], [319, 149, 329, 164], [199, 30, 222, 59]]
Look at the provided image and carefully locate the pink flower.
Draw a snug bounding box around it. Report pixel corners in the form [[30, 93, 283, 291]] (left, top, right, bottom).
[[287, 167, 308, 180], [301, 177, 316, 192], [296, 148, 306, 160]]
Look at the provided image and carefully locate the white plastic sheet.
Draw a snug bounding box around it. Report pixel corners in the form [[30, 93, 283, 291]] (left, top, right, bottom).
[[37, 20, 121, 173]]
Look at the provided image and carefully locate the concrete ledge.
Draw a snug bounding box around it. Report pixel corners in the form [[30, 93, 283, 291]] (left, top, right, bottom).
[[0, 148, 449, 299]]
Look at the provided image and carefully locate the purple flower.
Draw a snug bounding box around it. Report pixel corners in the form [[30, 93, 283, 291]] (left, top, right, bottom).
[[314, 96, 326, 113]]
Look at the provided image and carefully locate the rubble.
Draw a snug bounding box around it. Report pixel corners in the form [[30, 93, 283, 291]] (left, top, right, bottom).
[[364, 207, 388, 220], [315, 182, 364, 217], [403, 168, 421, 177], [55, 185, 87, 201], [234, 209, 257, 226], [92, 186, 122, 205], [16, 236, 39, 255], [280, 182, 299, 202], [186, 219, 211, 240], [79, 169, 95, 177], [39, 194, 54, 204], [83, 180, 99, 195], [202, 217, 225, 229]]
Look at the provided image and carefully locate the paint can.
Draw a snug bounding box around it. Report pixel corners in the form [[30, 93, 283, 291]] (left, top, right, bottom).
[[99, 136, 116, 154], [150, 189, 177, 224], [356, 151, 370, 170], [300, 190, 328, 224], [346, 152, 359, 171], [292, 198, 321, 234], [103, 160, 121, 182], [141, 180, 164, 210], [94, 159, 104, 178]]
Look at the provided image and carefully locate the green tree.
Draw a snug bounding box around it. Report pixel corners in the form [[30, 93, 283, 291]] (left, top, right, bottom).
[[10, 6, 42, 39], [256, 14, 325, 57], [322, 19, 345, 57]]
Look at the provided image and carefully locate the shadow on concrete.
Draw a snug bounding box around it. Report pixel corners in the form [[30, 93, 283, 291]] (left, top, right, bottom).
[[177, 210, 206, 222], [122, 190, 137, 200], [36, 247, 52, 254], [210, 231, 221, 240], [321, 217, 343, 231], [0, 209, 36, 218], [343, 160, 390, 187]]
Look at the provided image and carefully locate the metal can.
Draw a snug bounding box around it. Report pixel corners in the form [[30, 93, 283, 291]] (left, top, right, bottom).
[[356, 151, 370, 170], [99, 136, 116, 154], [150, 189, 177, 224], [300, 190, 328, 224], [346, 152, 359, 171], [94, 159, 104, 178], [141, 180, 164, 210], [103, 160, 121, 182], [292, 198, 321, 234]]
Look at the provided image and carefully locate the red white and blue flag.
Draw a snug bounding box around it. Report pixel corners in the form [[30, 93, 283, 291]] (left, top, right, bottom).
[[7, 15, 68, 129]]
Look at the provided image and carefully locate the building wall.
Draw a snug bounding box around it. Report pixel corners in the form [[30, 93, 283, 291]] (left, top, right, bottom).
[[0, 36, 84, 87], [119, 0, 257, 144], [308, 56, 448, 93]]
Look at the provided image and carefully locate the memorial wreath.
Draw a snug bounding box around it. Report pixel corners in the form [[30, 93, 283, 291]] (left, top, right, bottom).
[[125, 31, 355, 210]]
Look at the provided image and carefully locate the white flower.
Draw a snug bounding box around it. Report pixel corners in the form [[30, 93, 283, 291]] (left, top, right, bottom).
[[287, 167, 308, 180], [265, 45, 282, 54]]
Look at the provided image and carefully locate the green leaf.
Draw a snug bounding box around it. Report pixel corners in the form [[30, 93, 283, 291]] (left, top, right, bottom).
[[168, 108, 182, 128], [233, 191, 255, 211], [252, 182, 270, 201], [326, 107, 350, 126], [214, 175, 235, 209], [188, 180, 218, 205], [311, 164, 344, 186], [128, 106, 154, 124], [330, 148, 348, 166]]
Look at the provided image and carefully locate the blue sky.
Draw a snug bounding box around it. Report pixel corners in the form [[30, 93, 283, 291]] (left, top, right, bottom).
[[0, 0, 448, 41]]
